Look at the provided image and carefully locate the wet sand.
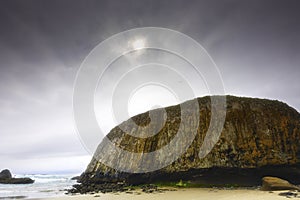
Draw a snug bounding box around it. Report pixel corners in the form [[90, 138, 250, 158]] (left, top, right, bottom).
[[40, 188, 291, 200]]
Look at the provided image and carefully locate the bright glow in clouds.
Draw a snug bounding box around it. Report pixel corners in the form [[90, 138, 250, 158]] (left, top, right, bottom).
[[128, 84, 179, 117], [131, 38, 146, 50]]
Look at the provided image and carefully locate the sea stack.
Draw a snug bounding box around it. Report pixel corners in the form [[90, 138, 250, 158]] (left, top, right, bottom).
[[0, 169, 34, 184], [78, 96, 300, 188]]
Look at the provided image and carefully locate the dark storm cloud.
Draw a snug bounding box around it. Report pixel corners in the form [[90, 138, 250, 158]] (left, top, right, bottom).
[[0, 0, 299, 173]]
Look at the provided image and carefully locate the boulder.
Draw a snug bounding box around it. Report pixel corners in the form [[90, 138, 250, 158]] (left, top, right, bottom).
[[0, 169, 12, 179], [76, 96, 300, 191], [261, 177, 300, 191]]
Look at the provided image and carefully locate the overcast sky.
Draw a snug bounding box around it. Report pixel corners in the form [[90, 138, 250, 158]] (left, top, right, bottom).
[[0, 0, 299, 174]]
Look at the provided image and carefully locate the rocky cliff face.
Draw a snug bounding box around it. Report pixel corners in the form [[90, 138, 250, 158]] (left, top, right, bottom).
[[79, 96, 300, 186]]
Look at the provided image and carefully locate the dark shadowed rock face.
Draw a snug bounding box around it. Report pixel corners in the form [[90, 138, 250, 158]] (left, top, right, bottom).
[[79, 96, 300, 186]]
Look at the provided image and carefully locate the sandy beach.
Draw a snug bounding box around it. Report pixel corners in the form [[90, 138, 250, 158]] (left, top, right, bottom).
[[40, 188, 292, 200]]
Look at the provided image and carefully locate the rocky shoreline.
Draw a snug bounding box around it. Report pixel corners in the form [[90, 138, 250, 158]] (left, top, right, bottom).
[[68, 165, 300, 194]]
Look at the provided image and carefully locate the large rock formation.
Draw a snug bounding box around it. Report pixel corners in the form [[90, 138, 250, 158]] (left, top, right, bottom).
[[78, 96, 300, 187]]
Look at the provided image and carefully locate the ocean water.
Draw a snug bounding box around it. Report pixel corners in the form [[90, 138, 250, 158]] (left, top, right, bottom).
[[0, 174, 78, 199]]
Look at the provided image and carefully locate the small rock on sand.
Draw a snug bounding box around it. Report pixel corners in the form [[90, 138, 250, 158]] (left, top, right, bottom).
[[261, 177, 300, 191]]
